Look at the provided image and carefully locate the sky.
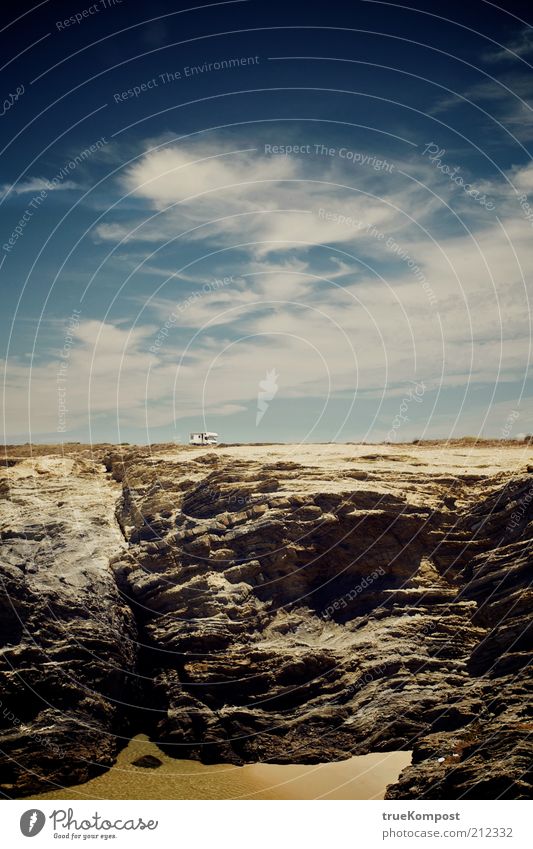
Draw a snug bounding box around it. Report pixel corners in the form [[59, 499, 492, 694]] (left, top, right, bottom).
[[1, 0, 532, 444]]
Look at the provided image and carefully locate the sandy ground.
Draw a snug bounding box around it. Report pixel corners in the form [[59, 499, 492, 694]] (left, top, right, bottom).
[[29, 735, 411, 801], [5, 440, 531, 512], [150, 442, 533, 509], [169, 441, 532, 475]]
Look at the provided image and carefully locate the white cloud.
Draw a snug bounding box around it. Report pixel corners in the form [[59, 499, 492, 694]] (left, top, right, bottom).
[[485, 28, 533, 63], [1, 177, 80, 197], [428, 74, 533, 142], [7, 136, 533, 439], [512, 161, 533, 192], [93, 141, 420, 257]]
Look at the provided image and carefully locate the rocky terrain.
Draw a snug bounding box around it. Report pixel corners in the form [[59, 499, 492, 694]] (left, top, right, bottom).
[[0, 451, 137, 797], [0, 442, 531, 798]]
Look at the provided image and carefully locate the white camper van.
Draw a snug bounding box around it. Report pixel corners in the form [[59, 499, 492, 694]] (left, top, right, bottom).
[[189, 431, 219, 446]]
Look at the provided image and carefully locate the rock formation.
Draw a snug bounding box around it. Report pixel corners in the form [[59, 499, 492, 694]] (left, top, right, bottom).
[[0, 451, 137, 797], [1, 443, 531, 798]]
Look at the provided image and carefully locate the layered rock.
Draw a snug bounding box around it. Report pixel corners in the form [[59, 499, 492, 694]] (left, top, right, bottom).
[[0, 452, 137, 797], [1, 442, 531, 799], [388, 474, 533, 799], [105, 444, 532, 798]]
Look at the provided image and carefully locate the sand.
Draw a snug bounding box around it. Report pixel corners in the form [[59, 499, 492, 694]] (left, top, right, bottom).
[[30, 735, 411, 801]]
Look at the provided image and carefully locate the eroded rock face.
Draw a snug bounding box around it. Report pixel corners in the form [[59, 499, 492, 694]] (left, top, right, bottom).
[[106, 444, 532, 797], [0, 452, 137, 797], [1, 443, 531, 799], [387, 475, 533, 799]]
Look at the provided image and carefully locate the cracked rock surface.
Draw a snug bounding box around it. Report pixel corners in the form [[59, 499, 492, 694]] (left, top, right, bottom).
[[0, 450, 137, 797], [1, 443, 531, 798]]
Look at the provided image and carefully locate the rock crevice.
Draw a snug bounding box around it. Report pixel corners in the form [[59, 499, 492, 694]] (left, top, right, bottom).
[[1, 444, 531, 799]]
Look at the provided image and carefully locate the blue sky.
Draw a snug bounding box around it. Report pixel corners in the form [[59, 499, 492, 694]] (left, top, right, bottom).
[[1, 0, 532, 443]]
